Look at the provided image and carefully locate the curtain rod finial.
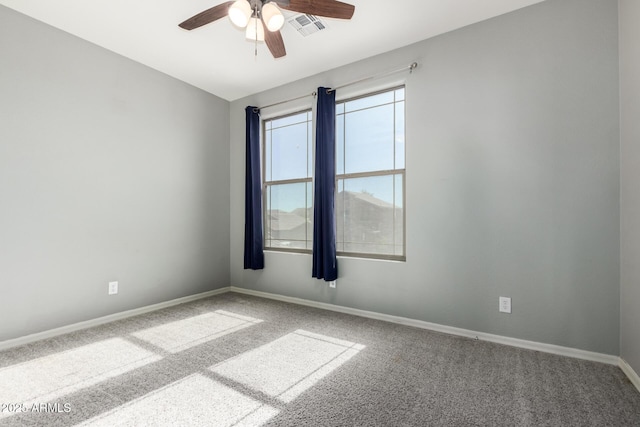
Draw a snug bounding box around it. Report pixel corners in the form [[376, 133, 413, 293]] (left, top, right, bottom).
[[410, 62, 418, 73]]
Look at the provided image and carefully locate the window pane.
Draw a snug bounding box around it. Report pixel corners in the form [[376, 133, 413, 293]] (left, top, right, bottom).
[[271, 112, 308, 129], [307, 121, 313, 177], [269, 121, 310, 181], [345, 91, 394, 113], [395, 101, 405, 169], [265, 182, 311, 250], [336, 113, 345, 175], [336, 174, 403, 256], [265, 128, 272, 181], [394, 175, 404, 256], [344, 104, 394, 173], [306, 181, 313, 250], [336, 179, 345, 253], [395, 87, 405, 102]]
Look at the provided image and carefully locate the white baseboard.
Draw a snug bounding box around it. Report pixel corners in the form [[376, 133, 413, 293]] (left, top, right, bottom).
[[619, 358, 640, 393], [0, 287, 231, 351], [2, 284, 631, 386], [229, 286, 620, 366]]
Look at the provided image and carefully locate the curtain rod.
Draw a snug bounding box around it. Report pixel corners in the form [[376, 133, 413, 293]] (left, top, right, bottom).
[[256, 61, 418, 111], [329, 61, 418, 93]]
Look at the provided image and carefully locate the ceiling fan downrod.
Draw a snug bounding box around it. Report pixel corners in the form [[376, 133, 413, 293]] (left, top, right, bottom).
[[253, 4, 259, 57]]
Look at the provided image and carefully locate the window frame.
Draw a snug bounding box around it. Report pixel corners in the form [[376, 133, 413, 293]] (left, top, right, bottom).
[[334, 85, 406, 261], [260, 85, 407, 261], [262, 109, 314, 253]]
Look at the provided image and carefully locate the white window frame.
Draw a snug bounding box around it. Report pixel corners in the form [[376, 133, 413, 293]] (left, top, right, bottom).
[[262, 109, 314, 252], [335, 86, 406, 261], [261, 85, 407, 261]]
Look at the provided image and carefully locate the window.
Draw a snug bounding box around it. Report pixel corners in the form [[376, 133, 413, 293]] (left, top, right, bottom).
[[336, 87, 405, 259], [262, 86, 406, 260], [263, 111, 313, 250]]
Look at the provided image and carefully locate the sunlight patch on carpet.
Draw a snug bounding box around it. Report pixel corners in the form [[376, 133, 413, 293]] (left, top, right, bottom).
[[78, 373, 279, 427], [0, 338, 160, 419], [210, 329, 364, 402], [132, 310, 262, 353]]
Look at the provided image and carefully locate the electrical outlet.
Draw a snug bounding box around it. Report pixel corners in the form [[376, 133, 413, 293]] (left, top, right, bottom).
[[499, 296, 511, 313], [329, 280, 336, 288], [108, 281, 118, 295]]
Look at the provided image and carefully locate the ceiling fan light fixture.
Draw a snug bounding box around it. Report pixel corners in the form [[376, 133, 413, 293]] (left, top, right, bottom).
[[261, 2, 285, 32], [245, 17, 265, 41], [229, 0, 252, 28]]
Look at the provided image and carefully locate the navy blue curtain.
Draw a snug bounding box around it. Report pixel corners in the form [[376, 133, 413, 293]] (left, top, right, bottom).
[[244, 106, 264, 270], [312, 88, 338, 281]]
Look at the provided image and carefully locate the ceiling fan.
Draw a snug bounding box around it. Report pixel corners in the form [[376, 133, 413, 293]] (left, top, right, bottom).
[[179, 0, 355, 58]]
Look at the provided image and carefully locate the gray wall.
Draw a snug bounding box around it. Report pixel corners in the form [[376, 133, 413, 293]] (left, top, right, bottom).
[[620, 0, 640, 374], [0, 6, 230, 341], [230, 0, 620, 355]]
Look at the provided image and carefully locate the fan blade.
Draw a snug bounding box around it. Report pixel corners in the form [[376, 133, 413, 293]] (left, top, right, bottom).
[[179, 1, 235, 30], [280, 0, 355, 20], [263, 19, 287, 58]]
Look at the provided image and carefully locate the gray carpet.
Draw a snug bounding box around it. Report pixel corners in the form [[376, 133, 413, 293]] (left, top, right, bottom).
[[1, 292, 639, 426]]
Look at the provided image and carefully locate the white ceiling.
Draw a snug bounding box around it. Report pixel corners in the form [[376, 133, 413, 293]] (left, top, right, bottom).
[[0, 0, 545, 101]]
